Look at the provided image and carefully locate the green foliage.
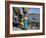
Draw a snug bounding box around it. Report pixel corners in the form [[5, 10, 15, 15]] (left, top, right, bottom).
[[18, 14, 23, 19]]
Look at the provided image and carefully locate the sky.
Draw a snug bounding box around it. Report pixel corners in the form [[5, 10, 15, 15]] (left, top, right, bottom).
[[28, 8, 40, 14], [19, 7, 40, 14], [27, 8, 40, 14]]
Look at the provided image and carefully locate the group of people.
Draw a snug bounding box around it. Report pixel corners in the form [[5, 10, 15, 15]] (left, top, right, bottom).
[[13, 7, 28, 30]]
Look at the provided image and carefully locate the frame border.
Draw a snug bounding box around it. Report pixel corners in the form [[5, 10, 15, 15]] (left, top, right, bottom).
[[5, 1, 45, 37]]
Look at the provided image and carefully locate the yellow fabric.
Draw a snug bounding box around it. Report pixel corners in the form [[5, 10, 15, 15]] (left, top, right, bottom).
[[20, 22, 24, 26]]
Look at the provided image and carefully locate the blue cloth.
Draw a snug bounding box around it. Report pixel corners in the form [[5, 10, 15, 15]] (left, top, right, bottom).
[[24, 20, 28, 28]]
